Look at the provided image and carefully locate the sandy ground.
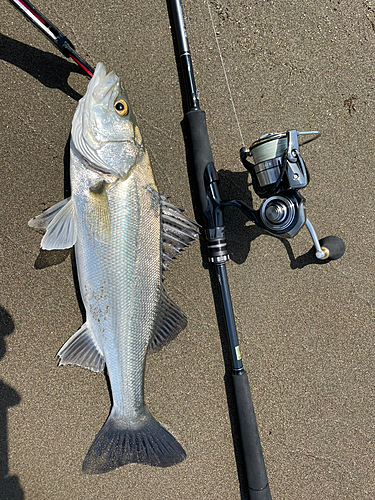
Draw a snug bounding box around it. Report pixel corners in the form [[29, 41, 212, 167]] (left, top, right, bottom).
[[0, 1, 374, 499]]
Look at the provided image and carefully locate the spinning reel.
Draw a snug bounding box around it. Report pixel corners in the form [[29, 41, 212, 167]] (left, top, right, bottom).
[[240, 130, 345, 260], [204, 130, 345, 263]]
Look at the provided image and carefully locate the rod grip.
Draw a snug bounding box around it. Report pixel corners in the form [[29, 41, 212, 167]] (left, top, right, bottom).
[[232, 370, 272, 500], [185, 109, 214, 215]]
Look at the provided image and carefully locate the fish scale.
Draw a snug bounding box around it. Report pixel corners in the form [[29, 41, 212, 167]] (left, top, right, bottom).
[[29, 62, 199, 474]]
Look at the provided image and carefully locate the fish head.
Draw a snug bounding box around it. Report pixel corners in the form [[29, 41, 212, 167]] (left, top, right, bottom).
[[71, 62, 142, 179]]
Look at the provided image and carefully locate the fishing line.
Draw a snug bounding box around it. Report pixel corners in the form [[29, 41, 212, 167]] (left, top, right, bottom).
[[205, 0, 245, 147]]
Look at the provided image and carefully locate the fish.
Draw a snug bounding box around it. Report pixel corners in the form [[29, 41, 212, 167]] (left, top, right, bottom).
[[28, 62, 199, 474]]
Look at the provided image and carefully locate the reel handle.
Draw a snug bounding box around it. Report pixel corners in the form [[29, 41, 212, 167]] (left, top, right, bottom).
[[305, 219, 346, 260]]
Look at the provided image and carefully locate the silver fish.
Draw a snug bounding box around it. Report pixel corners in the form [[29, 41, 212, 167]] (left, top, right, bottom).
[[29, 63, 198, 474]]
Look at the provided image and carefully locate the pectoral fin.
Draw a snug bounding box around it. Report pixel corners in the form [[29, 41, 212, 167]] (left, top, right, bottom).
[[87, 181, 111, 242], [28, 197, 77, 250]]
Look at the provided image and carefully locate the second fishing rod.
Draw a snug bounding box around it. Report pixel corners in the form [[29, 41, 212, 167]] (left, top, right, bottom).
[[168, 1, 272, 499]]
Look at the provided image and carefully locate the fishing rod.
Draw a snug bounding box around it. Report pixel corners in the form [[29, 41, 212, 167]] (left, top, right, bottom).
[[168, 1, 272, 498], [9, 1, 272, 493], [168, 1, 345, 499], [7, 0, 94, 77]]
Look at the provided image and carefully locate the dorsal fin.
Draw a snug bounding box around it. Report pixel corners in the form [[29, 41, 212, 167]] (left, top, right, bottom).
[[161, 196, 199, 275]]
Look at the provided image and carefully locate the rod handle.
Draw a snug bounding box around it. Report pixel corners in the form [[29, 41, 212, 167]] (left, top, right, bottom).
[[232, 370, 272, 500], [185, 109, 214, 215]]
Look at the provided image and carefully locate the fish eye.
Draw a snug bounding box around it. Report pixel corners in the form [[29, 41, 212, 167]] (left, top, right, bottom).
[[114, 99, 129, 116]]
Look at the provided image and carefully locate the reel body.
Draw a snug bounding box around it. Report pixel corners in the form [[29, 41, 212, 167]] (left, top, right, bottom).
[[258, 191, 306, 239], [240, 129, 314, 241], [238, 129, 344, 260]]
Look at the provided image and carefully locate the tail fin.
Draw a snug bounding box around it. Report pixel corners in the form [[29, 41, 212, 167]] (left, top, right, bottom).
[[82, 407, 186, 475]]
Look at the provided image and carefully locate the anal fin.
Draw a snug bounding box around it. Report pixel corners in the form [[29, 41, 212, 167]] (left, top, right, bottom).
[[57, 323, 105, 373]]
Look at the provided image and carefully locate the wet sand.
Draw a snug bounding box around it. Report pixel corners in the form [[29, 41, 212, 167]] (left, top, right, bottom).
[[0, 1, 374, 499]]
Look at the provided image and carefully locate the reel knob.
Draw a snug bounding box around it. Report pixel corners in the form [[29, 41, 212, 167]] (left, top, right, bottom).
[[305, 219, 346, 260], [318, 236, 346, 260]]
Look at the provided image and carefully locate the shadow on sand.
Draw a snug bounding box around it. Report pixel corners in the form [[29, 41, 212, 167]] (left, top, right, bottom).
[[0, 305, 24, 500], [0, 32, 87, 101]]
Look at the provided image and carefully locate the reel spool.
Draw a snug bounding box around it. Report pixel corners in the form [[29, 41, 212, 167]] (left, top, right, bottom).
[[244, 129, 316, 198], [239, 130, 345, 260]]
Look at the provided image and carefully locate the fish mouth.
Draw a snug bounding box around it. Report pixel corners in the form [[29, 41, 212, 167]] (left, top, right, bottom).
[[87, 63, 120, 106]]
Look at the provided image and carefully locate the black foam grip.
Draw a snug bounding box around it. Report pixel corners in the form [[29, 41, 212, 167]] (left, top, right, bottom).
[[232, 371, 272, 499], [185, 109, 214, 215]]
